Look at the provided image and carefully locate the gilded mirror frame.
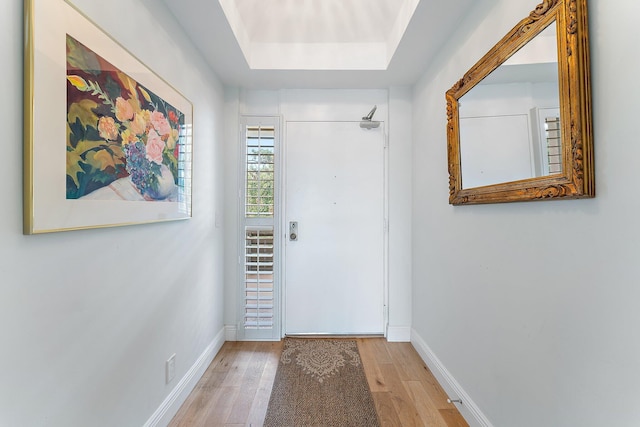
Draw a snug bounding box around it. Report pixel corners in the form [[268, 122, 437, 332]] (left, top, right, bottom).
[[446, 0, 593, 205]]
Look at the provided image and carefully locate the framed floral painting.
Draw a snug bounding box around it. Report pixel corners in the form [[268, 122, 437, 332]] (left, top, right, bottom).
[[24, 0, 193, 234]]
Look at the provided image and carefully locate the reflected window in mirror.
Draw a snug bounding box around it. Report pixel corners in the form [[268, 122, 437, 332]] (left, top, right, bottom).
[[544, 116, 561, 174]]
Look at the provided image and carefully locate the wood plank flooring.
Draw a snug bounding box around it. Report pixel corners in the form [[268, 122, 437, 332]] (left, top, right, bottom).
[[168, 338, 468, 427]]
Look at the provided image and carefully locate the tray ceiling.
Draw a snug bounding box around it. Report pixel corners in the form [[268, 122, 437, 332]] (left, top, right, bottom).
[[162, 0, 481, 88]]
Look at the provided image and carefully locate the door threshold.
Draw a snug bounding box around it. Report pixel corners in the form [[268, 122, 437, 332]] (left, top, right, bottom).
[[284, 333, 385, 339]]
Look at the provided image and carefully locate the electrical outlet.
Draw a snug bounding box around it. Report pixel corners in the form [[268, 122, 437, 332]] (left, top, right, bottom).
[[166, 354, 176, 384]]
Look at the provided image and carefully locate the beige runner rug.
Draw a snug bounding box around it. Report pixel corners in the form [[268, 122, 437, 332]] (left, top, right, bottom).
[[264, 338, 380, 427]]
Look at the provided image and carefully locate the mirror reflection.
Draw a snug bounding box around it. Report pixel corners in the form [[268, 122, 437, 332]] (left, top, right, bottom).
[[458, 22, 559, 189]]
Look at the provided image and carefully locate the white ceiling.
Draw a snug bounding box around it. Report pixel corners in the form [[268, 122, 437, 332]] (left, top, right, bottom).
[[217, 0, 419, 71], [234, 0, 403, 43], [162, 0, 479, 88]]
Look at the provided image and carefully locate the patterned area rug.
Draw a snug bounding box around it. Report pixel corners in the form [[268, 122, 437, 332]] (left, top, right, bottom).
[[264, 338, 380, 427]]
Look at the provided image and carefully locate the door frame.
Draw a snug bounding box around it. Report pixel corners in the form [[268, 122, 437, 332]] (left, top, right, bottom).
[[279, 119, 389, 338]]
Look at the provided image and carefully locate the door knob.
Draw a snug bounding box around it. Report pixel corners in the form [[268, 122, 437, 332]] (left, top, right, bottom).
[[289, 221, 298, 241]]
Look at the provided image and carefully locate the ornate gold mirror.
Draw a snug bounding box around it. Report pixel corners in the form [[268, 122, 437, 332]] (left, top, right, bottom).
[[446, 0, 593, 205]]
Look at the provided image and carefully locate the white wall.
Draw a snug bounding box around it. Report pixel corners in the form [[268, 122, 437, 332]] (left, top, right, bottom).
[[224, 88, 413, 341], [388, 86, 413, 339], [0, 0, 225, 426], [411, 0, 640, 426], [459, 81, 560, 186]]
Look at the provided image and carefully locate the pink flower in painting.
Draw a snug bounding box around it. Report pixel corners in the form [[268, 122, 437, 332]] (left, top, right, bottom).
[[98, 116, 119, 141], [145, 128, 165, 164], [115, 97, 134, 122], [151, 111, 171, 136]]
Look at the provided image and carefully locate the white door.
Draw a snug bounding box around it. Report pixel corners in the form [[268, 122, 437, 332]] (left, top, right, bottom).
[[284, 121, 385, 335]]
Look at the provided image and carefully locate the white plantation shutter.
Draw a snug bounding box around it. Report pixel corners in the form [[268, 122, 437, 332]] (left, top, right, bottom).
[[177, 123, 193, 214], [245, 126, 275, 217], [244, 228, 274, 329], [545, 117, 562, 174], [239, 119, 279, 339]]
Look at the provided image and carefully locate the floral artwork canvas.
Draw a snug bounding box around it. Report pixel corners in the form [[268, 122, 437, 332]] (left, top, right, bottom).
[[66, 34, 186, 201], [25, 0, 193, 233]]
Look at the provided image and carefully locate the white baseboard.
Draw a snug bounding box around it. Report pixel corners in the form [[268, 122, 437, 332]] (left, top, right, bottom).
[[386, 325, 411, 342], [411, 329, 493, 427], [143, 328, 226, 427], [224, 324, 237, 341]]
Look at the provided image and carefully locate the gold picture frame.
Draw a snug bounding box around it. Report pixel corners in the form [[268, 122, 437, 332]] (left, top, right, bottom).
[[24, 0, 193, 233]]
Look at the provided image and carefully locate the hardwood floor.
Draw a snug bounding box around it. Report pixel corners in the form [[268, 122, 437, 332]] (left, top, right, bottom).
[[168, 338, 468, 427]]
